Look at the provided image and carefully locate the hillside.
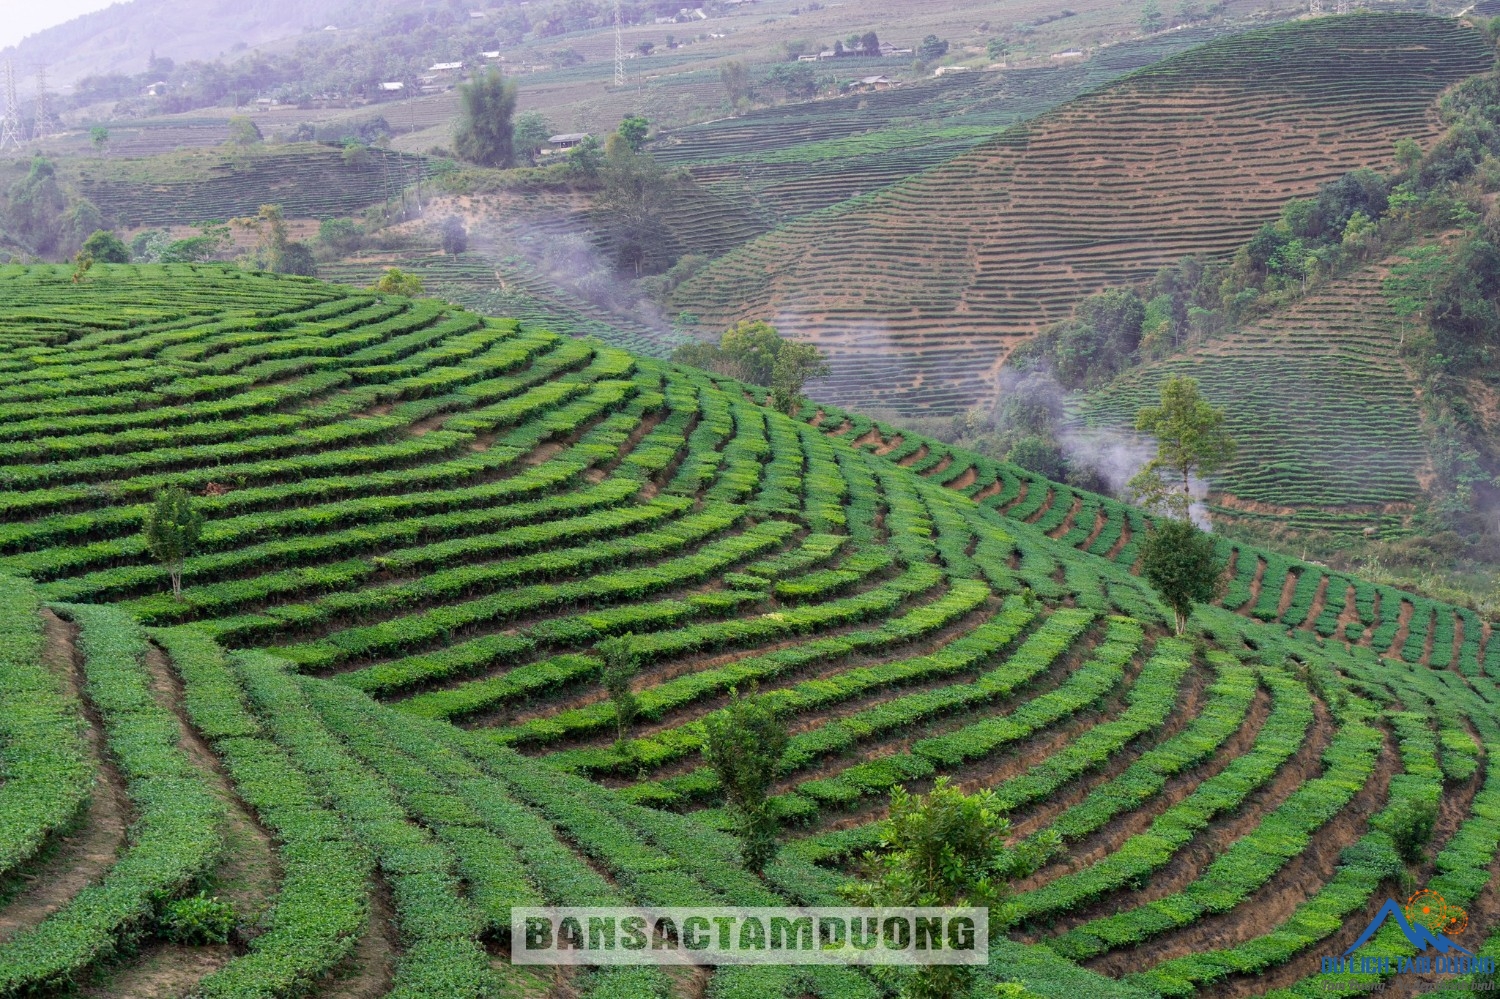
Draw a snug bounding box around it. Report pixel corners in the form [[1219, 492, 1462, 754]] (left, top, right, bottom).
[[3, 264, 1500, 997], [1078, 249, 1428, 540], [671, 12, 1493, 415]]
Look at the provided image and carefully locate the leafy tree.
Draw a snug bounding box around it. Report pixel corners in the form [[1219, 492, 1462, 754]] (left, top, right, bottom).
[[1383, 243, 1448, 345], [566, 135, 604, 179], [770, 340, 829, 414], [1139, 519, 1224, 635], [596, 634, 641, 742], [636, 40, 655, 56], [161, 221, 233, 263], [1007, 435, 1067, 481], [987, 37, 1010, 60], [702, 686, 788, 872], [439, 215, 468, 255], [1127, 375, 1236, 521], [4, 157, 67, 258], [277, 242, 318, 276], [227, 116, 262, 147], [767, 62, 819, 98], [720, 61, 751, 106], [512, 110, 553, 165], [1140, 0, 1164, 32], [90, 126, 109, 156], [859, 31, 880, 54], [1395, 136, 1423, 176], [719, 319, 785, 384], [318, 218, 364, 254], [453, 67, 518, 168], [617, 115, 650, 152], [81, 230, 130, 264], [844, 778, 1056, 999], [370, 268, 424, 296], [143, 487, 204, 600], [916, 35, 949, 61], [597, 135, 680, 275]]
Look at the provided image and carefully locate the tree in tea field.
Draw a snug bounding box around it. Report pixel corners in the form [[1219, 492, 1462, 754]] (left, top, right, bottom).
[[1128, 375, 1236, 521], [702, 686, 788, 872], [143, 487, 204, 601], [917, 35, 949, 61], [82, 230, 130, 263], [844, 778, 1056, 999], [371, 268, 424, 297], [770, 339, 830, 414], [512, 110, 553, 165], [439, 216, 468, 256], [597, 633, 641, 743], [1139, 518, 1225, 636], [454, 67, 518, 168]]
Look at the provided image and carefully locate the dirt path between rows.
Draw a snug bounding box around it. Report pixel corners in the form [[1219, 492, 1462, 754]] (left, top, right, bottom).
[[0, 611, 129, 946]]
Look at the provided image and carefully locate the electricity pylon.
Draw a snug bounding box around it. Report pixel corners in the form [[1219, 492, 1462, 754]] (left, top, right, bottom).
[[614, 0, 626, 87], [31, 65, 58, 141], [0, 61, 22, 151]]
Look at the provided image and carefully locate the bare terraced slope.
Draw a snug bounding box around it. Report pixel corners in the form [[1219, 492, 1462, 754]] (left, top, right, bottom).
[[673, 12, 1492, 415], [4, 266, 1500, 997]]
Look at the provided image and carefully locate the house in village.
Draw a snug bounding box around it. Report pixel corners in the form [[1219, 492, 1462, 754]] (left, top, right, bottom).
[[544, 133, 591, 154]]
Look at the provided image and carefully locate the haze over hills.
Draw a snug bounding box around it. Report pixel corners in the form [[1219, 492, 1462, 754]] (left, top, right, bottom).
[[673, 13, 1491, 414]]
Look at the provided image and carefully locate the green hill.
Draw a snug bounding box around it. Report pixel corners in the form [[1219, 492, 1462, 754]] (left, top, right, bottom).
[[3, 264, 1500, 997], [671, 13, 1493, 416]]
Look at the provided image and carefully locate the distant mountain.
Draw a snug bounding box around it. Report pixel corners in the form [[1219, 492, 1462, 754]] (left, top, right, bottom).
[[2, 0, 377, 89]]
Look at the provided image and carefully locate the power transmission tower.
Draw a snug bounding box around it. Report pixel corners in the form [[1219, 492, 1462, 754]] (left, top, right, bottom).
[[0, 61, 22, 152], [614, 0, 626, 87], [31, 65, 57, 141]]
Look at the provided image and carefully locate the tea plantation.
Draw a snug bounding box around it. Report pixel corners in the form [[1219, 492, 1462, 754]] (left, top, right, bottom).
[[672, 13, 1493, 414], [2, 264, 1500, 999]]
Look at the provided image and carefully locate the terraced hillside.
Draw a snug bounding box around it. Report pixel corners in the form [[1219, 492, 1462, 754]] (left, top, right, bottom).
[[6, 264, 1500, 998], [1080, 250, 1430, 538], [71, 145, 432, 229], [652, 22, 1257, 226], [672, 13, 1493, 415]]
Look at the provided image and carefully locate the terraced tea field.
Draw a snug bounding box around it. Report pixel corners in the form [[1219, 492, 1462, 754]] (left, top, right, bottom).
[[1081, 253, 1428, 537], [4, 264, 1500, 998], [70, 145, 433, 229], [672, 13, 1493, 414]]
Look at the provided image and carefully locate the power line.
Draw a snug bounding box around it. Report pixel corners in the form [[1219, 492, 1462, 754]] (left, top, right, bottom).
[[0, 61, 22, 152]]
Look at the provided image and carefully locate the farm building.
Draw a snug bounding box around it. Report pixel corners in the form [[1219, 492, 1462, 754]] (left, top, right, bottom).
[[545, 133, 591, 153]]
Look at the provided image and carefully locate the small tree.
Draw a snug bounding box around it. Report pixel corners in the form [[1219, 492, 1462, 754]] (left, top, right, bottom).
[[370, 268, 424, 296], [844, 778, 1056, 999], [453, 67, 518, 168], [860, 30, 880, 54], [617, 115, 650, 152], [1139, 519, 1225, 635], [512, 110, 553, 165], [597, 634, 641, 742], [439, 215, 468, 255], [227, 116, 262, 147], [90, 126, 109, 157], [1140, 0, 1164, 32], [1394, 136, 1423, 177], [1127, 375, 1236, 521], [71, 250, 94, 284], [81, 229, 129, 263], [143, 487, 204, 600], [720, 61, 751, 106], [702, 686, 789, 872], [770, 339, 829, 414], [916, 34, 949, 61], [986, 37, 1009, 60]]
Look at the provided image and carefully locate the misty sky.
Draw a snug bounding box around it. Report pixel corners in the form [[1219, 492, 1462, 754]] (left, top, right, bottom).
[[0, 0, 124, 51]]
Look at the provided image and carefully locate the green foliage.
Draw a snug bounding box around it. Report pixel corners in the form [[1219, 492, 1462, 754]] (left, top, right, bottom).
[[703, 686, 789, 872], [81, 230, 129, 264], [845, 778, 1049, 999], [1139, 519, 1224, 634], [675, 321, 830, 409], [439, 215, 468, 256], [226, 116, 262, 147], [371, 267, 425, 296], [597, 633, 642, 742], [916, 35, 949, 61], [454, 67, 518, 168], [770, 340, 830, 414], [512, 110, 552, 164], [1006, 434, 1066, 481], [158, 893, 237, 945], [142, 486, 204, 600], [1127, 375, 1235, 520]]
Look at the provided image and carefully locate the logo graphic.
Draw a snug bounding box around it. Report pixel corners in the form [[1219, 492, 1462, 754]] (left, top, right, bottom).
[[1341, 891, 1471, 958]]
